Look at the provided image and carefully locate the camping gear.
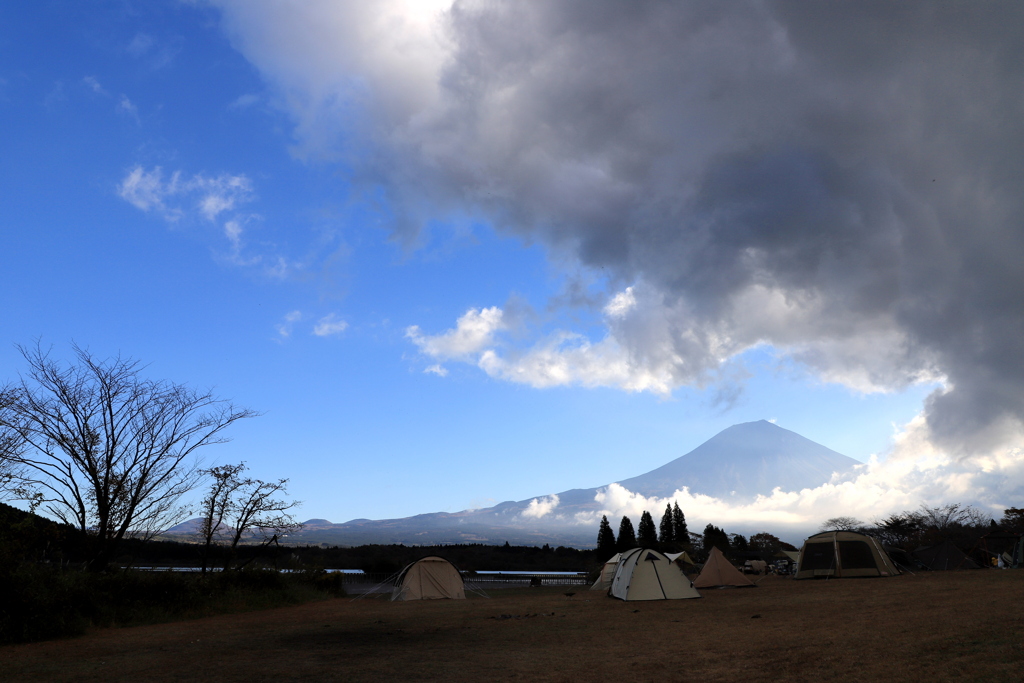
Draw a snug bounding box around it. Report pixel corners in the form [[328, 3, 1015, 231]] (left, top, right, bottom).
[[665, 551, 697, 567], [609, 548, 701, 601], [913, 541, 980, 571], [590, 552, 622, 591], [392, 556, 466, 600], [795, 531, 900, 579], [694, 547, 756, 588]]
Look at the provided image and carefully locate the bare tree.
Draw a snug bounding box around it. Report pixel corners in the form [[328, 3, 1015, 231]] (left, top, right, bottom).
[[196, 463, 247, 574], [873, 512, 925, 549], [0, 386, 27, 497], [819, 516, 864, 532], [195, 462, 302, 571], [4, 343, 258, 570]]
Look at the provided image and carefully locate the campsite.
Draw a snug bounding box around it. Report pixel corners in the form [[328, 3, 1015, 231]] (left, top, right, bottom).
[[2, 569, 1021, 681]]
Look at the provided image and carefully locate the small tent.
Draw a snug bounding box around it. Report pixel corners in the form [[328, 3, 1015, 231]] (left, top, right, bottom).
[[609, 548, 701, 601], [590, 552, 622, 591], [694, 547, 756, 588], [913, 541, 980, 570], [796, 531, 899, 579], [392, 556, 466, 601], [665, 551, 696, 567]]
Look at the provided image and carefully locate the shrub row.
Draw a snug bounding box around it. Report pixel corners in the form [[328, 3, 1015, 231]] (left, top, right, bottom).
[[0, 565, 345, 644]]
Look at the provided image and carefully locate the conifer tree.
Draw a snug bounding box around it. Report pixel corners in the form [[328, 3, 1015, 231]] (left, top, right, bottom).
[[596, 515, 617, 561], [659, 504, 674, 547], [617, 515, 637, 552], [638, 510, 658, 548], [702, 523, 730, 557], [672, 502, 688, 546]]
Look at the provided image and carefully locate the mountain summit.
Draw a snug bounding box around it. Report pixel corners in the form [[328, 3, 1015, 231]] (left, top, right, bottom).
[[616, 420, 860, 499]]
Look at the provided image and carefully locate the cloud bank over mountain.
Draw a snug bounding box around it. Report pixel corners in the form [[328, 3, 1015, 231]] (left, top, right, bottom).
[[208, 1, 1024, 462]]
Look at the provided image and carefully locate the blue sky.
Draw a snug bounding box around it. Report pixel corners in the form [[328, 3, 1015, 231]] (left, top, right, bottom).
[[3, 1, 1022, 530]]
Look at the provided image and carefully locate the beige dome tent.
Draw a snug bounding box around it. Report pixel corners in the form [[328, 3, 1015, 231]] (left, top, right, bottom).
[[590, 552, 622, 591], [694, 547, 756, 588], [609, 548, 701, 601], [392, 556, 466, 601], [796, 531, 900, 579]]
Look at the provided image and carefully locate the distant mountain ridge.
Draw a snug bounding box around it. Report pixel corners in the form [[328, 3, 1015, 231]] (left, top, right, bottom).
[[163, 420, 859, 547]]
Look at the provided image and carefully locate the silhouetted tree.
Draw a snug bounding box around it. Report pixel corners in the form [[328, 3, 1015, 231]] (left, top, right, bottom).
[[749, 532, 785, 557], [617, 516, 637, 552], [1001, 507, 1024, 534], [596, 515, 617, 561], [874, 512, 925, 549], [196, 463, 246, 574], [659, 504, 674, 546], [637, 510, 658, 548], [820, 516, 864, 532], [672, 502, 688, 546], [218, 469, 303, 570], [702, 523, 730, 557], [3, 343, 257, 570], [732, 533, 748, 551]]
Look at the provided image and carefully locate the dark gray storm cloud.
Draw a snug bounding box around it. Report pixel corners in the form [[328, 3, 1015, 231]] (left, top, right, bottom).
[[214, 0, 1024, 452]]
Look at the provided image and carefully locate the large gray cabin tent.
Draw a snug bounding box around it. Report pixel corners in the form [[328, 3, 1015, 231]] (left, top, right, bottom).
[[392, 556, 466, 601], [609, 548, 701, 601], [590, 552, 622, 591], [796, 531, 900, 579]]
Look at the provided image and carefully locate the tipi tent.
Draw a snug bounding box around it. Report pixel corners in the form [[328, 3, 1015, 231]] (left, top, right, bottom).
[[392, 556, 466, 601], [913, 541, 980, 570], [694, 547, 756, 588], [796, 531, 900, 579], [590, 553, 622, 591], [609, 548, 701, 601]]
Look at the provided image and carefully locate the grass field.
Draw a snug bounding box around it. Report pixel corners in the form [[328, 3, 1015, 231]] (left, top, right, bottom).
[[2, 570, 1021, 682]]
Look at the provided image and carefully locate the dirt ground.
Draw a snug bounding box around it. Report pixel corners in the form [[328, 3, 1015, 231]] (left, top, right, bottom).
[[3, 570, 1022, 682]]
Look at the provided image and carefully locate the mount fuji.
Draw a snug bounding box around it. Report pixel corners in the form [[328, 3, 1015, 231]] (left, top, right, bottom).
[[169, 420, 861, 547]]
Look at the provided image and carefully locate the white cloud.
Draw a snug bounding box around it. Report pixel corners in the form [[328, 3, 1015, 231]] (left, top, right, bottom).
[[313, 313, 348, 337], [118, 166, 180, 217], [117, 94, 139, 122], [118, 166, 276, 270], [229, 93, 260, 109], [521, 494, 560, 519], [82, 76, 106, 95], [275, 310, 302, 338], [406, 306, 504, 360], [127, 33, 155, 57], [604, 287, 636, 318], [224, 220, 243, 250], [118, 165, 253, 223], [424, 364, 448, 377]]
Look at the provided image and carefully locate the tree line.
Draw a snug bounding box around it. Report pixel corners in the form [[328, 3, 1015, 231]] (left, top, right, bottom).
[[818, 504, 1023, 555], [594, 504, 795, 564]]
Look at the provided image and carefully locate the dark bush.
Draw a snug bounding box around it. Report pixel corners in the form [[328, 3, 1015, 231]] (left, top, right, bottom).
[[0, 565, 343, 645]]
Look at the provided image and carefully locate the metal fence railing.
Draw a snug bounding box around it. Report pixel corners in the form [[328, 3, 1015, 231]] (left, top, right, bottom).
[[339, 572, 590, 595]]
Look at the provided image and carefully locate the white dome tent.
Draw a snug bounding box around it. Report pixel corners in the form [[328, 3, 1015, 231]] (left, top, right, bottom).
[[609, 548, 701, 601]]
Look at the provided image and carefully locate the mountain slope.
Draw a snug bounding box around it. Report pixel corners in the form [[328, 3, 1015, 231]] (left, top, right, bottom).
[[616, 420, 860, 499]]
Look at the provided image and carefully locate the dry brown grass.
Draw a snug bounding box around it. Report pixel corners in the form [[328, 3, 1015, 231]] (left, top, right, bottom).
[[3, 570, 1022, 682]]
